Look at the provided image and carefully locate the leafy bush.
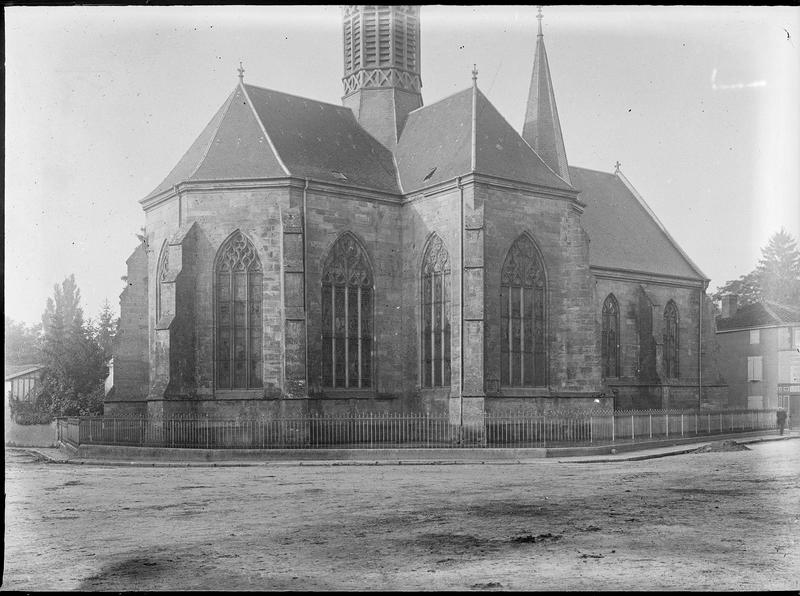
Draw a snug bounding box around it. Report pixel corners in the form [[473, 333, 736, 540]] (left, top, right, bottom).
[[8, 395, 53, 425]]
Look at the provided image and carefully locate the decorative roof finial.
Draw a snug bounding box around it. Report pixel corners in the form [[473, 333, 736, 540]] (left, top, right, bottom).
[[237, 61, 245, 83], [536, 5, 544, 36], [614, 160, 622, 173], [472, 64, 478, 84]]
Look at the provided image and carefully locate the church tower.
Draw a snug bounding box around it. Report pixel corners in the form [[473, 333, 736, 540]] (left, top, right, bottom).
[[522, 8, 571, 184], [341, 5, 423, 150]]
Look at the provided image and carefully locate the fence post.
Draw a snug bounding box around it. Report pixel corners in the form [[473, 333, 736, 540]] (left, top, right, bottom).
[[649, 414, 652, 439], [113, 418, 117, 444], [666, 413, 669, 438], [631, 415, 635, 442], [611, 412, 615, 443], [590, 416, 593, 444], [681, 413, 684, 437]]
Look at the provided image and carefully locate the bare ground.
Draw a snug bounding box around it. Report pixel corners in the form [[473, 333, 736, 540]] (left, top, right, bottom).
[[3, 440, 799, 591]]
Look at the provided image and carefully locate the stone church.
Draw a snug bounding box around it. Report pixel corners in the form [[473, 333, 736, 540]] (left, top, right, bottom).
[[108, 6, 726, 423]]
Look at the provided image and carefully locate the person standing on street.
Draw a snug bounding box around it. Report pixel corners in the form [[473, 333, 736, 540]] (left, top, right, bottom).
[[776, 408, 787, 435]]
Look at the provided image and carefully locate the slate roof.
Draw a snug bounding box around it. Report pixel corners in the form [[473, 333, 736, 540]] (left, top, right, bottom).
[[4, 364, 44, 381], [716, 301, 800, 331], [245, 85, 399, 192], [144, 84, 400, 200], [573, 166, 706, 281], [395, 87, 573, 194], [523, 25, 571, 184]]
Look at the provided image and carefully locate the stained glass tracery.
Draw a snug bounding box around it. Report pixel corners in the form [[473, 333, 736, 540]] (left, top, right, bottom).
[[602, 294, 620, 378], [321, 233, 373, 388], [421, 234, 451, 388], [500, 234, 546, 387], [215, 231, 262, 389]]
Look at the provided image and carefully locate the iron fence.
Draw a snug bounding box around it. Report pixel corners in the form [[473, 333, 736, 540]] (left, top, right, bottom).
[[56, 408, 780, 450]]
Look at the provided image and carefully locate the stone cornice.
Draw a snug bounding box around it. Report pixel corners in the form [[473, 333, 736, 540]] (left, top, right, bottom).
[[401, 172, 581, 205], [140, 177, 404, 211], [591, 266, 707, 289]]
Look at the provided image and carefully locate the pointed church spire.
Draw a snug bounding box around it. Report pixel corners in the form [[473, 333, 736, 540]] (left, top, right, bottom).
[[522, 6, 571, 184]]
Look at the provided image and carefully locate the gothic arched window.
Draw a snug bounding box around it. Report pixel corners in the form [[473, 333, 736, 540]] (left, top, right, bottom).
[[501, 234, 547, 387], [321, 233, 373, 388], [421, 234, 451, 388], [156, 241, 169, 322], [602, 294, 620, 378], [215, 231, 263, 389], [664, 300, 679, 378]]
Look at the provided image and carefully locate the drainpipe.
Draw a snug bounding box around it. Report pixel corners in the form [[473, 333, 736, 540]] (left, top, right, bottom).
[[458, 176, 464, 430], [698, 286, 703, 410], [303, 178, 309, 393]]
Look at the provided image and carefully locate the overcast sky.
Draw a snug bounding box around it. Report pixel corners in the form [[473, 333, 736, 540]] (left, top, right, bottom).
[[5, 5, 799, 325]]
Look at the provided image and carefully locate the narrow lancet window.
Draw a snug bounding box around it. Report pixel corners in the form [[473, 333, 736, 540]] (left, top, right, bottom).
[[602, 294, 620, 378], [664, 300, 679, 378], [321, 233, 373, 388], [215, 231, 263, 389], [155, 242, 169, 323], [421, 234, 451, 387], [501, 235, 547, 387]]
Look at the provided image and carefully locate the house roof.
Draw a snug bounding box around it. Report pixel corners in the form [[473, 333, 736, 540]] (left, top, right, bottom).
[[716, 301, 800, 331], [573, 166, 706, 281], [4, 364, 44, 381], [395, 87, 574, 194], [144, 83, 400, 200]]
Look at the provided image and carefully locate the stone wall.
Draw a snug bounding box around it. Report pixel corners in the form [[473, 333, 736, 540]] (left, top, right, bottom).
[[483, 184, 601, 398], [595, 274, 728, 409], [107, 241, 149, 416]]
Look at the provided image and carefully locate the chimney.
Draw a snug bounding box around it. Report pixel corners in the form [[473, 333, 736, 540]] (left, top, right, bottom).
[[720, 294, 738, 319]]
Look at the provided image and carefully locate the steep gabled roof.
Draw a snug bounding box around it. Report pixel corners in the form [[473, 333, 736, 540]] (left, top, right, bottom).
[[716, 301, 800, 331], [144, 86, 287, 201], [395, 87, 574, 194], [245, 85, 400, 193], [573, 166, 707, 281], [143, 83, 400, 201]]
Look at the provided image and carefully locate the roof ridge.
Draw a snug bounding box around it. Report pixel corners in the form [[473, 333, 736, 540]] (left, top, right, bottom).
[[569, 165, 616, 176], [240, 82, 291, 176], [185, 86, 240, 182], [243, 83, 351, 112], [473, 89, 574, 191], [405, 86, 472, 118], [615, 170, 708, 282]]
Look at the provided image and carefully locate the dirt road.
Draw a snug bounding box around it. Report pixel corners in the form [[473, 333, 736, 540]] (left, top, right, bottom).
[[3, 440, 799, 591]]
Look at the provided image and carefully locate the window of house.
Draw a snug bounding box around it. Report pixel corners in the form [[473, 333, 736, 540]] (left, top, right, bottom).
[[749, 329, 760, 345], [215, 231, 263, 389], [421, 234, 451, 388], [501, 234, 546, 387], [321, 233, 373, 388], [664, 300, 679, 378], [747, 356, 763, 382], [602, 294, 620, 378]]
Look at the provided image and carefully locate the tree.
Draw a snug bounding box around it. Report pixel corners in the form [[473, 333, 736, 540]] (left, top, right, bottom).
[[94, 300, 117, 361], [4, 316, 42, 365], [755, 229, 800, 305], [712, 229, 800, 309], [34, 275, 107, 417]]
